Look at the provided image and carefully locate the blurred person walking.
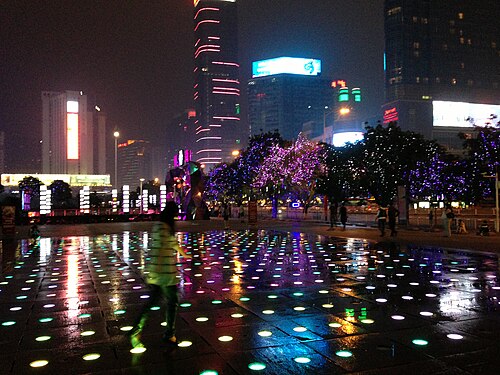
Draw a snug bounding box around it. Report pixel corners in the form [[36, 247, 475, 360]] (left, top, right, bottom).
[[339, 203, 348, 230]]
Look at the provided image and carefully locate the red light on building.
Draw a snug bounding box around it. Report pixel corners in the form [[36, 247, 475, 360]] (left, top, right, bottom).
[[331, 80, 347, 88], [383, 107, 399, 124]]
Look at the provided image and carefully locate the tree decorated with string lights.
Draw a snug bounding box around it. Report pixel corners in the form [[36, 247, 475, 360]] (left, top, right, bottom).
[[254, 133, 323, 217], [361, 123, 440, 207], [204, 162, 239, 202]]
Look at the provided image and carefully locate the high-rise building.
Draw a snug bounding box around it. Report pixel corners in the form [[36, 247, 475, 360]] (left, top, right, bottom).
[[166, 109, 197, 172], [383, 0, 500, 148], [117, 140, 151, 189], [42, 91, 107, 174], [193, 0, 243, 167], [248, 57, 333, 140]]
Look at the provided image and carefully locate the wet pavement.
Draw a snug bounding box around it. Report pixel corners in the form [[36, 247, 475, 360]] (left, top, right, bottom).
[[1, 224, 499, 374]]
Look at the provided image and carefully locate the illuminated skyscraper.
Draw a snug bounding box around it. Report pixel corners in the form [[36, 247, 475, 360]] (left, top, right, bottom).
[[117, 140, 151, 189], [193, 0, 242, 167], [248, 57, 333, 140], [42, 90, 107, 175], [383, 0, 500, 147]]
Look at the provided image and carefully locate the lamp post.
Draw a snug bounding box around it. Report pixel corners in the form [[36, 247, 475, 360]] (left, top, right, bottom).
[[113, 131, 119, 188], [139, 178, 145, 214]]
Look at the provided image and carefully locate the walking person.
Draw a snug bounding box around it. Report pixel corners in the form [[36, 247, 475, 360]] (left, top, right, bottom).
[[129, 201, 191, 349], [339, 202, 348, 230], [329, 201, 338, 230], [223, 202, 230, 229], [376, 206, 387, 236], [388, 203, 399, 237], [442, 205, 454, 237]]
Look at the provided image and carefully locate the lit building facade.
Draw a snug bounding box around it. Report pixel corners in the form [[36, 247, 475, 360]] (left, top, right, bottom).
[[42, 91, 107, 174], [193, 0, 243, 167], [248, 57, 333, 140], [117, 140, 151, 189], [166, 109, 197, 172], [383, 0, 500, 148]]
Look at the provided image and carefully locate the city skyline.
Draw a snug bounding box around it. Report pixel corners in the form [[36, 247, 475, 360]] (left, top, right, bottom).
[[0, 0, 384, 172]]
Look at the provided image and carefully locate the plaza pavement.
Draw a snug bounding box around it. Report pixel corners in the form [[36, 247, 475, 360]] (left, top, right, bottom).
[[0, 218, 499, 374]]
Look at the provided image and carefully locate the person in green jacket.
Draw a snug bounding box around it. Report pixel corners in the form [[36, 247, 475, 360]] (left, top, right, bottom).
[[130, 201, 191, 349]]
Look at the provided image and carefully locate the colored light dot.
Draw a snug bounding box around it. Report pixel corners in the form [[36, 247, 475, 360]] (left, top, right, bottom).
[[218, 335, 233, 342], [262, 310, 274, 315], [248, 362, 266, 371], [114, 310, 126, 315], [30, 360, 48, 368], [200, 371, 218, 375], [39, 318, 53, 323], [319, 290, 329, 294], [2, 321, 16, 326], [426, 294, 437, 298], [258, 330, 272, 337], [10, 307, 22, 311], [294, 357, 311, 364], [78, 313, 91, 318], [294, 306, 306, 311], [336, 350, 353, 357], [178, 341, 192, 347], [196, 317, 209, 322], [293, 326, 307, 332], [231, 313, 244, 318], [420, 311, 433, 316], [267, 295, 278, 299], [391, 315, 405, 320], [322, 303, 334, 308], [180, 303, 192, 308], [82, 353, 101, 361], [412, 339, 428, 346], [329, 322, 342, 328], [212, 300, 222, 304], [81, 331, 95, 336], [130, 347, 146, 354], [150, 306, 160, 311], [120, 326, 134, 332], [292, 292, 303, 297], [447, 334, 463, 340], [375, 298, 387, 303], [16, 296, 28, 300], [361, 319, 374, 324]]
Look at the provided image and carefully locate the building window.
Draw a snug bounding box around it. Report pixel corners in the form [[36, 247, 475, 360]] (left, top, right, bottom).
[[460, 37, 465, 44], [435, 77, 441, 83], [467, 80, 474, 86], [467, 39, 472, 45], [416, 77, 421, 83], [458, 12, 464, 20], [451, 78, 457, 85], [423, 77, 429, 84], [442, 44, 448, 51], [492, 42, 497, 49], [413, 51, 420, 57], [422, 18, 428, 24], [449, 20, 455, 26], [412, 16, 418, 23], [413, 42, 420, 49], [387, 7, 401, 16], [460, 62, 465, 69]]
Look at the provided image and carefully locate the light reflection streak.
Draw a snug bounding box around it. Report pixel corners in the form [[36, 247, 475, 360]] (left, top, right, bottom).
[[123, 231, 130, 261], [66, 239, 80, 318]]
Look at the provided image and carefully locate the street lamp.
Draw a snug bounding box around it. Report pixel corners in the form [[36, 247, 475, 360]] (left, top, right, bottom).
[[139, 178, 145, 214], [113, 131, 120, 188]]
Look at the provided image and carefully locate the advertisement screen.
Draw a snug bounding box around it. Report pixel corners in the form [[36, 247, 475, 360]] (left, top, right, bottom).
[[433, 101, 500, 128], [252, 57, 321, 78], [332, 132, 364, 147]]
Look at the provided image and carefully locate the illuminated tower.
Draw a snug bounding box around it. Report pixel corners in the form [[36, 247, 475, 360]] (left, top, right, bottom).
[[193, 0, 242, 167], [42, 90, 107, 175]]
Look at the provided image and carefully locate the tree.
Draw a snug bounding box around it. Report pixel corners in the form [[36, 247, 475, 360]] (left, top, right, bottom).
[[18, 176, 42, 210], [48, 180, 72, 208], [361, 123, 440, 206]]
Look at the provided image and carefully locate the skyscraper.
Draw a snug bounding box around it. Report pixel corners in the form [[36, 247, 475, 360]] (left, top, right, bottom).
[[248, 57, 333, 141], [383, 0, 500, 147], [193, 0, 242, 167], [42, 90, 107, 175], [117, 140, 151, 189]]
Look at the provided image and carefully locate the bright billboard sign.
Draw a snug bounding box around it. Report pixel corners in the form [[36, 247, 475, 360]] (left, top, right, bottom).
[[332, 132, 364, 147], [433, 101, 500, 128], [0, 174, 111, 187], [67, 100, 79, 160], [252, 57, 321, 78]]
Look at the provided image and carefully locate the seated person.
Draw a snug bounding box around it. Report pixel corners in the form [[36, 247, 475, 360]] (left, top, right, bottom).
[[457, 219, 467, 234], [478, 220, 490, 236]]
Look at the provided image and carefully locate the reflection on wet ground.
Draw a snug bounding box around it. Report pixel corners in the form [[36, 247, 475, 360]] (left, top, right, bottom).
[[1, 230, 499, 374]]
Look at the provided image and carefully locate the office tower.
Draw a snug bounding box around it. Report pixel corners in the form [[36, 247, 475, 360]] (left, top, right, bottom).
[[383, 0, 500, 148], [248, 57, 334, 140], [193, 0, 243, 167], [166, 109, 197, 172], [117, 140, 151, 189], [42, 91, 108, 174], [0, 131, 5, 174]]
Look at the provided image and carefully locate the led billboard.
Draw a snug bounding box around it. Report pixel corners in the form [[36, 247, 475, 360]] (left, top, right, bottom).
[[67, 100, 79, 160], [252, 57, 321, 78], [332, 132, 364, 147], [433, 101, 500, 128]]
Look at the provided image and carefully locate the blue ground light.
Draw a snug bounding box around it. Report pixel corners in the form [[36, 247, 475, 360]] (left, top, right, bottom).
[[0, 230, 499, 373]]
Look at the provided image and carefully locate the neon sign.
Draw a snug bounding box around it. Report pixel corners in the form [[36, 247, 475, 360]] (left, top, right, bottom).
[[383, 107, 399, 124]]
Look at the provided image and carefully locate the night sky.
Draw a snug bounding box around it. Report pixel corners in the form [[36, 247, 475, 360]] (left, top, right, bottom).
[[0, 0, 384, 172]]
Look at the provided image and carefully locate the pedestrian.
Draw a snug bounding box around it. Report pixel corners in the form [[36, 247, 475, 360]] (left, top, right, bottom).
[[428, 209, 434, 229], [478, 220, 490, 236], [339, 202, 348, 230], [456, 219, 467, 234], [222, 202, 230, 229], [329, 201, 338, 230], [388, 203, 399, 237], [442, 205, 454, 237], [129, 201, 192, 349], [376, 206, 387, 236]]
